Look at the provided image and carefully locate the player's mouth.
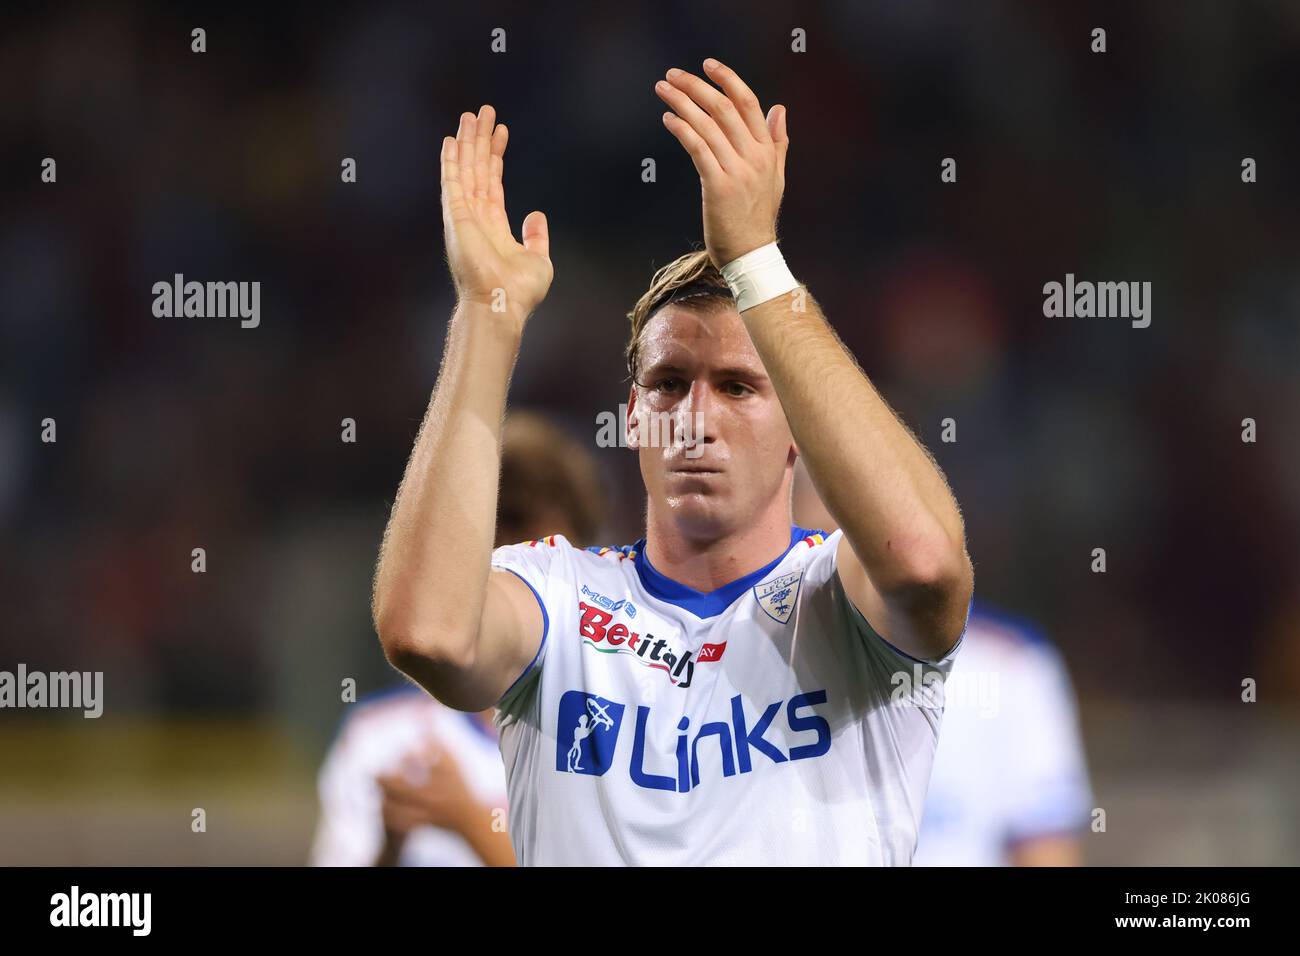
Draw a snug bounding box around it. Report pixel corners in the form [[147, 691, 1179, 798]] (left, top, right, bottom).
[[669, 464, 724, 475]]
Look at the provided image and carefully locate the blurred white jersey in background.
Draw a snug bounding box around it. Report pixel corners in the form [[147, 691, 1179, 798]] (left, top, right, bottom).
[[913, 608, 1092, 866], [310, 685, 507, 867]]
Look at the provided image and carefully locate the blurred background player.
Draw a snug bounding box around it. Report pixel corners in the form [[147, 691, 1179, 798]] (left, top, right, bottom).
[[793, 460, 1092, 866], [913, 605, 1093, 866], [309, 411, 606, 866]]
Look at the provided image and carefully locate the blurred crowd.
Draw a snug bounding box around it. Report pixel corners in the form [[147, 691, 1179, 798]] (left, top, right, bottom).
[[2, 1, 1298, 727]]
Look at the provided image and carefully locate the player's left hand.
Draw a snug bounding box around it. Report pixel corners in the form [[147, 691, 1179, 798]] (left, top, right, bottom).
[[655, 58, 789, 268]]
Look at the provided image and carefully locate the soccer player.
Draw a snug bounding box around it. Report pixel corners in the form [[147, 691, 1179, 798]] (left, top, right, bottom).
[[312, 412, 605, 866], [794, 461, 1092, 866], [373, 59, 974, 865], [912, 606, 1093, 866]]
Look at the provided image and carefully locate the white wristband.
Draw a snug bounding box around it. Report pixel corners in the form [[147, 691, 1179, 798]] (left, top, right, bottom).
[[719, 242, 799, 312]]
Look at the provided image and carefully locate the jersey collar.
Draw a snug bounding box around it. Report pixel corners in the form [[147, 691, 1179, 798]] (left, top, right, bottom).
[[631, 525, 822, 620]]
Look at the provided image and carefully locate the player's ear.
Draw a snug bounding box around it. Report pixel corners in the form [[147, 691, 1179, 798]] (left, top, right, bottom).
[[626, 384, 641, 450]]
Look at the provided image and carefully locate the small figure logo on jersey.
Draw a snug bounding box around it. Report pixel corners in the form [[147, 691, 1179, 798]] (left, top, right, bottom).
[[556, 691, 625, 775], [754, 570, 803, 624]]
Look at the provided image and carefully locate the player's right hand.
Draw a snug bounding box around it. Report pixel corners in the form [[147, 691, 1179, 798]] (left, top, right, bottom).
[[441, 105, 553, 326], [378, 739, 479, 837]]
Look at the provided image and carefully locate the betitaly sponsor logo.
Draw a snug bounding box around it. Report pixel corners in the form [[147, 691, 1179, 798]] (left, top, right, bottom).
[[577, 599, 725, 688]]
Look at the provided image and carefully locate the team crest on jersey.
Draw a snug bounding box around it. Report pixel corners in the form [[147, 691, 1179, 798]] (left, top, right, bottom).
[[754, 570, 803, 624]]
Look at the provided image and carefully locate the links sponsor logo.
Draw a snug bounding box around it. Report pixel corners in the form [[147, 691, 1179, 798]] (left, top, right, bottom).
[[555, 688, 832, 793], [578, 600, 724, 688]]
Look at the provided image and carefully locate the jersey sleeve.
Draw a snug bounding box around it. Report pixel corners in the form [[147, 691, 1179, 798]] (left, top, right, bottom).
[[816, 528, 968, 697], [489, 535, 573, 710], [1001, 643, 1093, 844]]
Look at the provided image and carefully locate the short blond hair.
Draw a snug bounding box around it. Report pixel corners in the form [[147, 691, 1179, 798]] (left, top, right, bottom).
[[625, 250, 734, 383]]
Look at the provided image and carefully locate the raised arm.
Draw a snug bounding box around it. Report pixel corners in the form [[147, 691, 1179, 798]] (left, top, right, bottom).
[[372, 105, 553, 710], [655, 59, 973, 660]]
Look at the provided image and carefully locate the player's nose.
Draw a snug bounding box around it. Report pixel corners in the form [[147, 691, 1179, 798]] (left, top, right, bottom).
[[678, 380, 720, 446]]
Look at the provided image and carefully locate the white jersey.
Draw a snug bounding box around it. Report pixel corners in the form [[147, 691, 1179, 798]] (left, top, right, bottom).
[[310, 685, 508, 867], [491, 527, 965, 866], [913, 610, 1092, 866]]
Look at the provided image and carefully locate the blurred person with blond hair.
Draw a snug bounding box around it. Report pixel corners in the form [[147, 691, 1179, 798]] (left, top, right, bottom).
[[311, 412, 605, 866]]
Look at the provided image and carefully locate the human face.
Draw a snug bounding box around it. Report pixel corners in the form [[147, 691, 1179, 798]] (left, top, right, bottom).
[[628, 302, 796, 540]]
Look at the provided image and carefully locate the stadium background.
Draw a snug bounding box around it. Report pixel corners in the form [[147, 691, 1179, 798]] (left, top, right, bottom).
[[1, 1, 1297, 863]]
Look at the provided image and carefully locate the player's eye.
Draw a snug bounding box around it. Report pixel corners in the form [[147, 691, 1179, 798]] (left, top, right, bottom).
[[722, 381, 752, 397], [653, 377, 685, 394]]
